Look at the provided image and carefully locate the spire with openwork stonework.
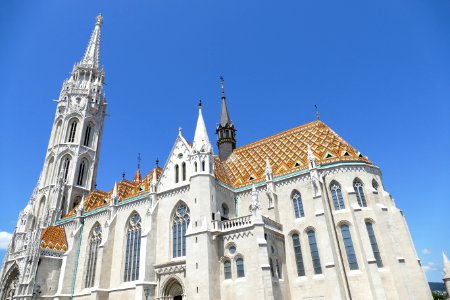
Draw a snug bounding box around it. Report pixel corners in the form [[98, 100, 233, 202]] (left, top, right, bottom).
[[78, 14, 103, 69]]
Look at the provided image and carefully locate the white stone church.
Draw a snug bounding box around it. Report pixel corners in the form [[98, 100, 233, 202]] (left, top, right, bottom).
[[0, 15, 432, 300]]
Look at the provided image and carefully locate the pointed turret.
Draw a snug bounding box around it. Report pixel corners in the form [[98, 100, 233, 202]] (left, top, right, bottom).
[[444, 252, 450, 297], [216, 76, 236, 161], [193, 100, 212, 153], [79, 14, 103, 69]]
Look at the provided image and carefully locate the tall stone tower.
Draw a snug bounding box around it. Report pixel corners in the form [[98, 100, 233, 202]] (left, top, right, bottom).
[[0, 15, 106, 299], [216, 77, 236, 161]]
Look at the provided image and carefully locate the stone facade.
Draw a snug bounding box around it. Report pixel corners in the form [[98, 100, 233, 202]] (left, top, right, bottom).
[[0, 15, 432, 300]]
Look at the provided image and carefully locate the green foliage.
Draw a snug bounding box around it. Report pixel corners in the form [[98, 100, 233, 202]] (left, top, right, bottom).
[[432, 291, 447, 300]]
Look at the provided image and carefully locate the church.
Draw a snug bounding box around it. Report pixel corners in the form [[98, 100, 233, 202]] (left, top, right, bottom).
[[0, 15, 432, 300]]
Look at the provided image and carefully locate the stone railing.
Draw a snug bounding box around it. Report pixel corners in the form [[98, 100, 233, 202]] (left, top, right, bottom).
[[262, 216, 283, 232], [211, 215, 252, 232]]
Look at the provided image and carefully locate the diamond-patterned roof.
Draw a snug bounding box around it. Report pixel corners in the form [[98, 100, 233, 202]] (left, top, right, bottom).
[[215, 120, 371, 188], [40, 226, 68, 252], [62, 167, 162, 219]]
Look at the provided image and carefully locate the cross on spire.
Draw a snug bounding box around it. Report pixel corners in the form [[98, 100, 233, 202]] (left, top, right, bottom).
[[315, 104, 320, 120], [137, 153, 141, 170], [220, 75, 225, 96]]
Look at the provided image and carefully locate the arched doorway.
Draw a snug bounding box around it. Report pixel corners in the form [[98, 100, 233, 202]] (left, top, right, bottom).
[[161, 277, 184, 300], [1, 265, 19, 300]]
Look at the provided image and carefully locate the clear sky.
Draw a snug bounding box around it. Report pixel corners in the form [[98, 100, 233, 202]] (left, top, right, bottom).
[[0, 0, 449, 283]]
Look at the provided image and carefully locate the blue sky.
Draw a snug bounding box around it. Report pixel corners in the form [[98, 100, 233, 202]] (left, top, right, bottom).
[[0, 0, 449, 282]]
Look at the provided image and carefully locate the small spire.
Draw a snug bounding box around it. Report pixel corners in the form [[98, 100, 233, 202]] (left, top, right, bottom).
[[155, 158, 159, 168], [265, 157, 273, 181], [112, 182, 118, 199], [307, 144, 317, 169], [151, 169, 157, 193], [444, 252, 449, 264], [219, 77, 232, 127], [133, 153, 142, 182], [193, 100, 212, 153], [178, 127, 182, 136], [79, 14, 103, 69], [122, 171, 126, 180]]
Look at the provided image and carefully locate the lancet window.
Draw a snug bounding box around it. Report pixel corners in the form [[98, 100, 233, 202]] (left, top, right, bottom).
[[236, 258, 245, 278], [330, 181, 345, 210], [307, 230, 322, 274], [224, 260, 232, 279], [292, 190, 305, 218], [83, 123, 93, 147], [175, 164, 179, 183], [67, 119, 78, 143], [172, 203, 190, 258], [182, 162, 186, 181], [340, 224, 359, 270], [77, 160, 87, 186], [85, 223, 102, 288], [61, 157, 71, 183], [353, 179, 367, 207], [365, 222, 383, 267], [124, 213, 141, 282], [292, 233, 305, 276]]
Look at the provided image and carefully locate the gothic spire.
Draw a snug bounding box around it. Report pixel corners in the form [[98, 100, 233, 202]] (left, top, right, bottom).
[[219, 76, 232, 127], [193, 100, 212, 153], [79, 14, 103, 69], [216, 76, 237, 161]]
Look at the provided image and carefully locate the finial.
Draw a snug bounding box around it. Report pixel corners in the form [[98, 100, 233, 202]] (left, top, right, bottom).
[[122, 171, 125, 180], [156, 158, 159, 168], [220, 76, 225, 96], [137, 153, 141, 170], [315, 104, 320, 120], [178, 127, 182, 136], [198, 99, 202, 108], [96, 14, 104, 26]]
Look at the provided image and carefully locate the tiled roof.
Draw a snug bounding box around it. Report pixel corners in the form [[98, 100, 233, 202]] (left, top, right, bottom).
[[215, 120, 371, 188], [40, 226, 68, 252], [62, 167, 162, 219]]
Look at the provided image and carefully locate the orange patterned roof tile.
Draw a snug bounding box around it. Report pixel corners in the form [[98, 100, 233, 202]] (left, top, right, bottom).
[[40, 226, 68, 252], [215, 120, 371, 188], [61, 167, 163, 219]]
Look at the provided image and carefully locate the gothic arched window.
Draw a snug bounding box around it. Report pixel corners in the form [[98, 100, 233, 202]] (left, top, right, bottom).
[[45, 157, 54, 185], [307, 230, 322, 274], [292, 190, 305, 218], [175, 164, 179, 183], [124, 213, 141, 282], [53, 120, 62, 146], [85, 223, 102, 288], [172, 203, 190, 258], [340, 224, 359, 270], [365, 221, 383, 267], [61, 156, 71, 183], [330, 181, 345, 210], [83, 123, 93, 147], [66, 119, 78, 143], [353, 179, 367, 207], [292, 233, 305, 276], [236, 258, 245, 278], [194, 162, 198, 172], [372, 179, 379, 191], [77, 160, 87, 186], [224, 260, 232, 279], [182, 162, 186, 181], [201, 160, 205, 172]]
